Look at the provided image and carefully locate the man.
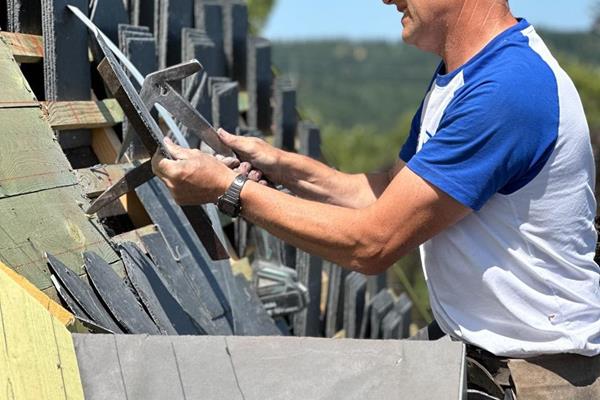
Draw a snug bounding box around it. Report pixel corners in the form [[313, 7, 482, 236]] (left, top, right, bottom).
[[154, 0, 600, 394]]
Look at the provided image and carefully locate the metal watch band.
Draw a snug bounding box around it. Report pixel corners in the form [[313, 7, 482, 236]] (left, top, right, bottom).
[[217, 174, 248, 217]]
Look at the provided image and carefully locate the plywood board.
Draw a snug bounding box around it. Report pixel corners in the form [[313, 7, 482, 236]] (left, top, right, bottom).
[[0, 261, 73, 326], [0, 265, 84, 399]]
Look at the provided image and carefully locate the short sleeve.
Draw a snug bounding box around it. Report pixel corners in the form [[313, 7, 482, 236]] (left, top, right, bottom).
[[406, 79, 559, 211], [399, 102, 424, 163]]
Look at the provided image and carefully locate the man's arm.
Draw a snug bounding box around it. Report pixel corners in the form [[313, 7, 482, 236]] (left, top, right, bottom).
[[217, 129, 404, 209], [153, 141, 470, 275]]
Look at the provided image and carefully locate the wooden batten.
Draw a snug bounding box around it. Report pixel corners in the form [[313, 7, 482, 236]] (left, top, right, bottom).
[[0, 31, 44, 63], [45, 99, 124, 130]]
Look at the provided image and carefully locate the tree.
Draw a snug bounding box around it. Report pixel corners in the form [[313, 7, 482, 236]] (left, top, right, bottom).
[[247, 0, 277, 34]]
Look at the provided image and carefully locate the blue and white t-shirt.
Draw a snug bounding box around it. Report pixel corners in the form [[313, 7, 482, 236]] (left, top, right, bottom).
[[401, 19, 600, 357]]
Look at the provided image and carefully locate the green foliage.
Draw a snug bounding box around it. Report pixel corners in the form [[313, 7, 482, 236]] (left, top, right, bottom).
[[564, 62, 600, 131], [321, 113, 413, 173], [247, 0, 277, 34]]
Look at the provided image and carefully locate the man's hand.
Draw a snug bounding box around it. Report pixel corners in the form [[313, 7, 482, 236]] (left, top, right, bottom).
[[152, 137, 236, 205], [216, 128, 284, 184]]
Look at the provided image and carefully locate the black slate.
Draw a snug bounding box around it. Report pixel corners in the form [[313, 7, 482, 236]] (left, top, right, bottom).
[[158, 0, 193, 69], [211, 80, 239, 133], [120, 242, 203, 335], [298, 122, 322, 160], [46, 253, 123, 333], [195, 0, 226, 78], [90, 0, 129, 44], [130, 0, 154, 30], [325, 263, 348, 337], [222, 1, 248, 86], [141, 232, 224, 334], [7, 0, 42, 34], [42, 0, 92, 149], [84, 251, 161, 335], [293, 249, 322, 337], [273, 77, 297, 151], [50, 275, 91, 321], [343, 272, 367, 339], [247, 37, 272, 131], [369, 289, 394, 339], [135, 177, 234, 335]]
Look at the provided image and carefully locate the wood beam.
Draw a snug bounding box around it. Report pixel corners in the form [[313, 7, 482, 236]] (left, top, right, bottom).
[[45, 99, 124, 130], [0, 31, 44, 63]]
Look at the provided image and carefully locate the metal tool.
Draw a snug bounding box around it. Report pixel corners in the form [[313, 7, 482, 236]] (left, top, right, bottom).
[[253, 260, 308, 318], [88, 34, 229, 260], [117, 62, 235, 162]]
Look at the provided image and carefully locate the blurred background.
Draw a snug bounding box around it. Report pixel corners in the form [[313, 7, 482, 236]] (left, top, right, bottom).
[[248, 0, 600, 325]]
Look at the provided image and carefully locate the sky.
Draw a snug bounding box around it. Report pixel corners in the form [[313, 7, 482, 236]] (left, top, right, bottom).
[[263, 0, 597, 41]]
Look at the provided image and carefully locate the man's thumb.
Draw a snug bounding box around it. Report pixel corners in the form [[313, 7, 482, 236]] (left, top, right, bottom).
[[217, 128, 239, 149], [163, 137, 190, 160]]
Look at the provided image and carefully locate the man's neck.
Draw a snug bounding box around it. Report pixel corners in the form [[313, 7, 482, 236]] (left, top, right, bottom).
[[440, 1, 517, 73]]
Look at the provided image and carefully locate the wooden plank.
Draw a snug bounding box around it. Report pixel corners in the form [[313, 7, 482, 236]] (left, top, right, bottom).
[[46, 99, 125, 130], [0, 263, 84, 399], [0, 261, 74, 326], [75, 163, 133, 198], [0, 35, 37, 102], [0, 31, 44, 63], [89, 132, 152, 227], [92, 127, 122, 164], [0, 107, 76, 198], [84, 251, 161, 335], [112, 224, 157, 252], [0, 186, 119, 292]]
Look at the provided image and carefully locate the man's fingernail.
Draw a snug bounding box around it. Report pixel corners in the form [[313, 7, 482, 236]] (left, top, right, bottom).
[[164, 137, 173, 144]]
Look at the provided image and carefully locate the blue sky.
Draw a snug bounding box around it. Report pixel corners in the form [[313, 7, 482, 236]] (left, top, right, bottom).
[[263, 0, 597, 41]]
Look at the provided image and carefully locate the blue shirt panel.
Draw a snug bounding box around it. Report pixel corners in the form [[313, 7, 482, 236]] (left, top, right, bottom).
[[400, 19, 559, 211]]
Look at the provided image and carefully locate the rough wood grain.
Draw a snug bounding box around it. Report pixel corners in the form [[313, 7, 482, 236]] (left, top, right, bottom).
[[0, 31, 44, 63], [75, 163, 134, 198], [46, 99, 124, 130], [0, 261, 74, 326], [0, 264, 84, 400], [0, 186, 118, 291], [0, 108, 76, 198], [0, 36, 37, 102]]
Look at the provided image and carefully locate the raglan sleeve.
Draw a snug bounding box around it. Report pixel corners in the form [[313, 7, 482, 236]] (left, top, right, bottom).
[[399, 101, 425, 163], [405, 80, 558, 211]]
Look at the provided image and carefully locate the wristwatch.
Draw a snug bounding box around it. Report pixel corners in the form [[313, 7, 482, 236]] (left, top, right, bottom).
[[217, 174, 248, 217]]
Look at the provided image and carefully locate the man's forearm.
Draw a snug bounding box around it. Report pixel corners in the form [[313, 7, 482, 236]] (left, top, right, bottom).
[[271, 150, 392, 209]]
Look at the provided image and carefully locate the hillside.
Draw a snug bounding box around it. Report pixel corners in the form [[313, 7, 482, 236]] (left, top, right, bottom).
[[271, 31, 600, 172], [272, 31, 600, 132]]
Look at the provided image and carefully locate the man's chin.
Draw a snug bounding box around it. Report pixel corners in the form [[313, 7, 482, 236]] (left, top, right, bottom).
[[401, 29, 415, 44]]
